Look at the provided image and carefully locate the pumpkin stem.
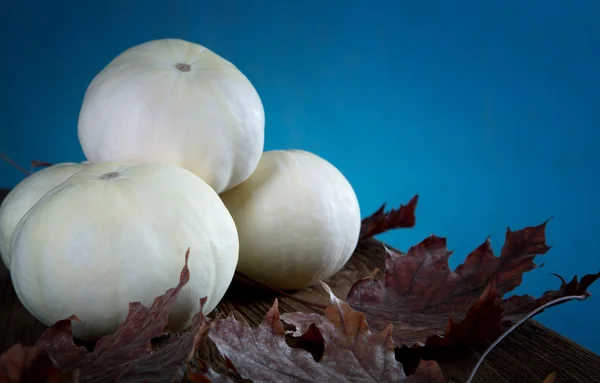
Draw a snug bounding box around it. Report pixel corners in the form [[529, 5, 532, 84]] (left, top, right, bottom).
[[30, 160, 54, 169]]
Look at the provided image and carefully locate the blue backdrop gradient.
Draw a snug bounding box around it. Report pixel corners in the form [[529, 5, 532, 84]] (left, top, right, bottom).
[[1, 1, 599, 353]]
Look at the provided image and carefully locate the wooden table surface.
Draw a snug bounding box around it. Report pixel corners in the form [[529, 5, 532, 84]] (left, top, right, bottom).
[[1, 187, 599, 383]]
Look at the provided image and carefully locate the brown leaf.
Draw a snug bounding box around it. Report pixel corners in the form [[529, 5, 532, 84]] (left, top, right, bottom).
[[0, 344, 75, 383], [285, 323, 325, 361], [120, 312, 232, 383], [426, 280, 505, 347], [34, 249, 229, 382], [185, 347, 234, 383], [435, 271, 600, 347], [210, 282, 445, 383], [502, 272, 600, 320], [346, 221, 599, 347], [543, 372, 556, 383], [359, 195, 418, 240]]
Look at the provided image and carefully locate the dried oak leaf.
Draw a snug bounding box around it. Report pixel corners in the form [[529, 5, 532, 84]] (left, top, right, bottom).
[[359, 195, 418, 240], [210, 282, 445, 383], [0, 343, 75, 383], [346, 220, 600, 347], [35, 249, 229, 383]]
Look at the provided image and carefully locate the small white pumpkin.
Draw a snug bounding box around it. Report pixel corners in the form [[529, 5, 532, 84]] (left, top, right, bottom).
[[77, 38, 265, 194], [220, 149, 361, 290], [9, 162, 239, 340], [0, 162, 89, 267]]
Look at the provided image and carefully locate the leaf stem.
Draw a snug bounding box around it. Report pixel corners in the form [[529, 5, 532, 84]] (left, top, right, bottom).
[[0, 153, 30, 175], [465, 294, 588, 383]]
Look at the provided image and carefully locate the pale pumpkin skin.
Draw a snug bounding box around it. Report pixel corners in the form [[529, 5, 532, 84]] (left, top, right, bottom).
[[77, 38, 265, 194], [0, 162, 89, 267], [9, 162, 239, 340], [220, 150, 361, 290]]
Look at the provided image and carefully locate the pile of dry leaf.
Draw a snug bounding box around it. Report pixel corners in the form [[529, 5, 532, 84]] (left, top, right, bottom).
[[0, 195, 598, 383]]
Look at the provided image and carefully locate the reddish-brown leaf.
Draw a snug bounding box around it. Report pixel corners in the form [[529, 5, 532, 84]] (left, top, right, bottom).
[[210, 282, 445, 383], [0, 344, 75, 383], [32, 249, 228, 382], [346, 221, 599, 347], [425, 280, 505, 347], [502, 272, 600, 320], [433, 271, 600, 348], [360, 195, 418, 240]]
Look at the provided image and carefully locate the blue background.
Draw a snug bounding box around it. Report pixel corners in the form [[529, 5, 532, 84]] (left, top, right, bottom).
[[1, 1, 599, 353]]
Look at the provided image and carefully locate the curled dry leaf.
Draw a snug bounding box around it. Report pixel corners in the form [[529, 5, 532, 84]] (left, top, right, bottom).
[[29, 249, 229, 383], [359, 195, 418, 240], [0, 343, 75, 383], [346, 221, 600, 347], [210, 282, 445, 383]]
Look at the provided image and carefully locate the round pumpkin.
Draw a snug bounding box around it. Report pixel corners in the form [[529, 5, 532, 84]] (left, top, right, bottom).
[[77, 38, 265, 194], [220, 149, 361, 290], [10, 162, 239, 340]]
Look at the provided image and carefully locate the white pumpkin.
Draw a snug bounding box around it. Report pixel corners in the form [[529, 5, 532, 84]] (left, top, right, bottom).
[[9, 162, 239, 340], [0, 162, 89, 267], [220, 149, 361, 290], [77, 38, 265, 194]]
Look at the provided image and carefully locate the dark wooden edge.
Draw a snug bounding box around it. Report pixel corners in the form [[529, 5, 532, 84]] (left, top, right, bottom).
[[0, 188, 599, 382]]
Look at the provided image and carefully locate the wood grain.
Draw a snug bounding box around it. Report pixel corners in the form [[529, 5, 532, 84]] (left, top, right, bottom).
[[0, 188, 599, 382]]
